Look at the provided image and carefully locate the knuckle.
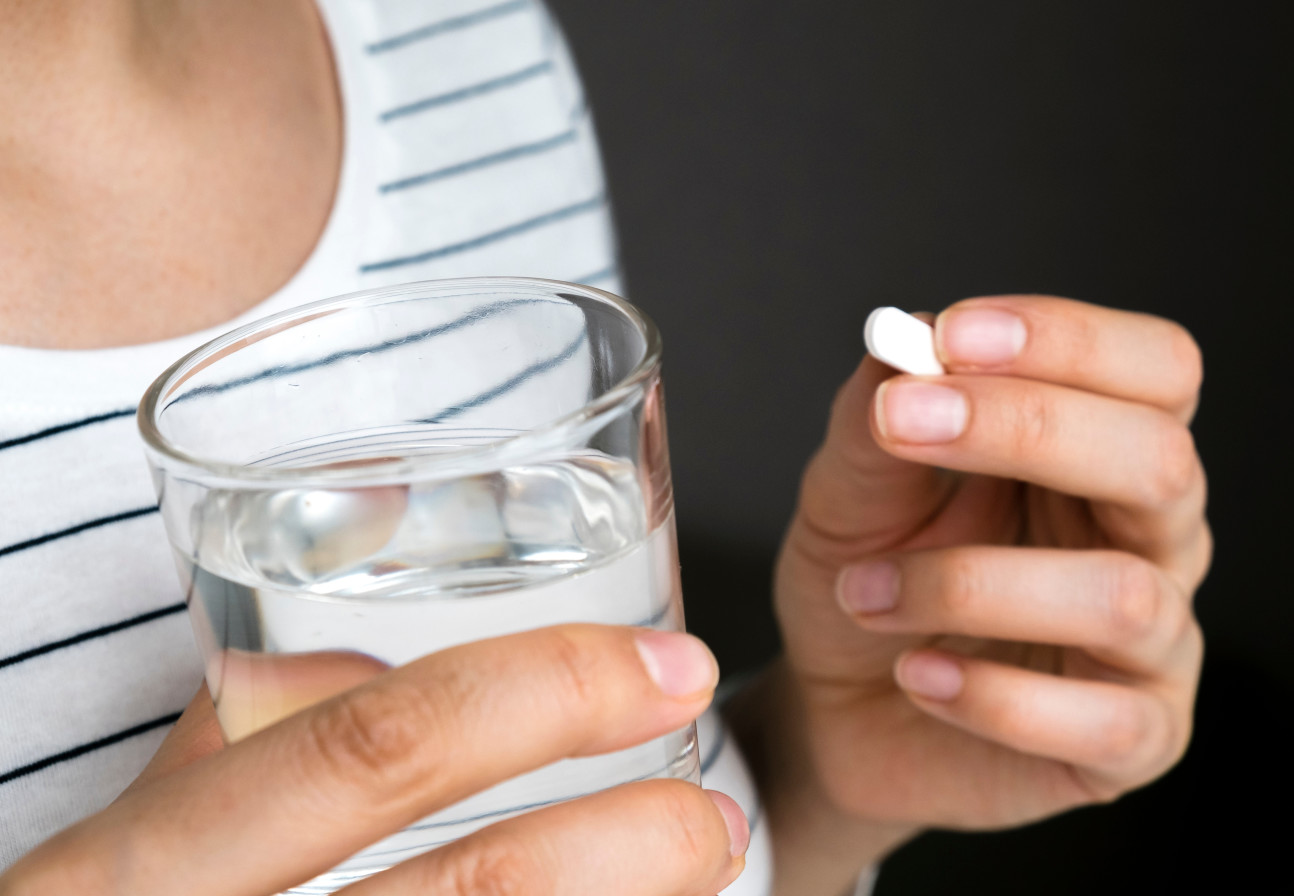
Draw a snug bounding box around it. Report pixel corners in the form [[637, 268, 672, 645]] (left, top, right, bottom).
[[1187, 524, 1215, 593], [1165, 322, 1205, 399], [1131, 697, 1187, 782], [302, 680, 442, 801], [1159, 700, 1193, 771], [1158, 593, 1194, 660], [1140, 422, 1199, 509], [1068, 768, 1126, 806], [979, 692, 1033, 744], [940, 550, 988, 618], [1006, 387, 1056, 460], [1092, 700, 1156, 769], [1058, 309, 1102, 372], [1182, 615, 1206, 669], [1103, 556, 1163, 647], [543, 628, 604, 715], [445, 838, 543, 896]]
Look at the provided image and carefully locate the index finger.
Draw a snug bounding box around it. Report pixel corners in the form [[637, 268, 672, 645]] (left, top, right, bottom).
[[12, 625, 717, 896], [934, 296, 1204, 421]]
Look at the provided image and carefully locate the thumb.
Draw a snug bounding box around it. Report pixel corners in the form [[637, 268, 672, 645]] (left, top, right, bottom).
[[794, 354, 948, 557]]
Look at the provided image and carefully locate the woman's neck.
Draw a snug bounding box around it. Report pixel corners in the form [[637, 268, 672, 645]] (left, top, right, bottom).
[[0, 0, 343, 349]]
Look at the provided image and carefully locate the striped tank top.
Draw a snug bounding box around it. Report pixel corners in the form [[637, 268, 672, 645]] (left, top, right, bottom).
[[0, 1, 773, 891]]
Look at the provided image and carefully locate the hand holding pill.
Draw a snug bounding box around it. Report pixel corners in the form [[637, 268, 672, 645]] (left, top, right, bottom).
[[729, 295, 1210, 895]]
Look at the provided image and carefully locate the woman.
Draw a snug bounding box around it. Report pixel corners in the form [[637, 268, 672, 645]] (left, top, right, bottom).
[[0, 1, 1208, 894]]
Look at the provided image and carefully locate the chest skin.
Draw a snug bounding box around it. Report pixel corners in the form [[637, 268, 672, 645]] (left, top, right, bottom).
[[0, 0, 342, 350]]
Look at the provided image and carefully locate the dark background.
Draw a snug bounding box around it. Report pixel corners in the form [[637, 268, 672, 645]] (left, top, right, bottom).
[[547, 1, 1291, 892]]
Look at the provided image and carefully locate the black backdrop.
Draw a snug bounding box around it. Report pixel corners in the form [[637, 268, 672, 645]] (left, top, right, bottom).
[[546, 1, 1291, 892]]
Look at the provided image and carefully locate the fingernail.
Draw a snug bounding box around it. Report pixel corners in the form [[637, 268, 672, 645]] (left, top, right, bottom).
[[838, 561, 900, 615], [706, 790, 751, 857], [635, 631, 719, 698], [896, 651, 964, 701], [939, 308, 1027, 367], [877, 380, 968, 443]]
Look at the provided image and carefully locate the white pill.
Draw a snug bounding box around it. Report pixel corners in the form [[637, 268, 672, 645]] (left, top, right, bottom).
[[863, 307, 946, 376]]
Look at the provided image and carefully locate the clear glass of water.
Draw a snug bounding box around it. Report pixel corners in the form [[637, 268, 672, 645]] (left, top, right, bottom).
[[137, 278, 697, 894]]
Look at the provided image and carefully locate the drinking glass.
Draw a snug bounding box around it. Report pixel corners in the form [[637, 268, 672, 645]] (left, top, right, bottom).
[[138, 278, 696, 893]]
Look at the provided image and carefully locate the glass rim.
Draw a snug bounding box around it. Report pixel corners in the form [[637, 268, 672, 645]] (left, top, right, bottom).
[[136, 277, 663, 488]]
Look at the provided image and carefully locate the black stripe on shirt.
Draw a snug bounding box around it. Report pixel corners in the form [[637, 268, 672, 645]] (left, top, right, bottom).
[[629, 601, 672, 630], [366, 0, 531, 54], [379, 129, 578, 193], [0, 711, 182, 787], [359, 194, 605, 274], [380, 60, 553, 123], [161, 298, 555, 409], [0, 408, 135, 453], [0, 603, 186, 672], [0, 506, 159, 561], [422, 329, 587, 424]]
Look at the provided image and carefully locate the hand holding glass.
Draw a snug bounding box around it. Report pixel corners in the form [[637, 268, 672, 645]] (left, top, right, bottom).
[[138, 278, 697, 894]]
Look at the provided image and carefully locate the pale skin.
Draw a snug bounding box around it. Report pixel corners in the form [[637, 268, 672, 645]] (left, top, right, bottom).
[[0, 2, 1210, 894]]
